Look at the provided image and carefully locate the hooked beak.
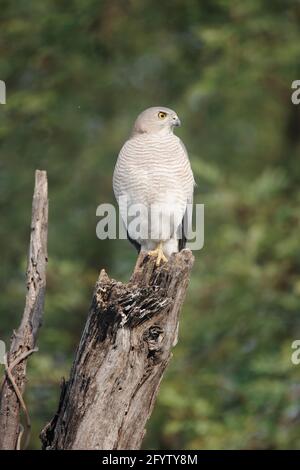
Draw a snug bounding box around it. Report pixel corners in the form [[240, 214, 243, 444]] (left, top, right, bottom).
[[172, 116, 181, 127]]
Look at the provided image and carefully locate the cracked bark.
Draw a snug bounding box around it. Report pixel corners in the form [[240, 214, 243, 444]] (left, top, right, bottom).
[[0, 170, 48, 450], [40, 249, 194, 450]]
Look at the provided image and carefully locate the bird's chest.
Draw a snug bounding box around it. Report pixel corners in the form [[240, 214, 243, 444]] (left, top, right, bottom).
[[126, 160, 178, 204], [125, 144, 184, 204]]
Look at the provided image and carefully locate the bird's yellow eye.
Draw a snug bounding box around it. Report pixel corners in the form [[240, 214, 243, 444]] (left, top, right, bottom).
[[158, 111, 167, 119]]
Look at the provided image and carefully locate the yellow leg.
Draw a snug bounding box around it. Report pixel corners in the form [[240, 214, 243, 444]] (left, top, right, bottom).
[[148, 241, 168, 266]]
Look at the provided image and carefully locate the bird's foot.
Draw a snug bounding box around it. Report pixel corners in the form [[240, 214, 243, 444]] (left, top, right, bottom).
[[148, 243, 168, 267]]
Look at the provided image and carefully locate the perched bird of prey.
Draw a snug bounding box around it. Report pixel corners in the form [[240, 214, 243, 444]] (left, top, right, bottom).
[[113, 106, 195, 265]]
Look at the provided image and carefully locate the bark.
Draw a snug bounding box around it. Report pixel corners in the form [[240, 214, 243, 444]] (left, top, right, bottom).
[[41, 249, 194, 450], [0, 170, 48, 450]]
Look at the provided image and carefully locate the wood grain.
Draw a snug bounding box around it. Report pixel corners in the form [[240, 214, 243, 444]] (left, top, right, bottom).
[[41, 249, 194, 450]]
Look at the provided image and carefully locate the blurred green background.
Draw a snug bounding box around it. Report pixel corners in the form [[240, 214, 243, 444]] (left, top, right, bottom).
[[1, 0, 300, 449]]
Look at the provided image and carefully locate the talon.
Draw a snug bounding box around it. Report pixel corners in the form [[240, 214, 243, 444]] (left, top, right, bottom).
[[148, 242, 168, 266]]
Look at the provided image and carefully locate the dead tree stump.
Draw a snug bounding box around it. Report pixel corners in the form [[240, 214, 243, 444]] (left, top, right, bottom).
[[0, 170, 48, 450], [41, 249, 194, 450]]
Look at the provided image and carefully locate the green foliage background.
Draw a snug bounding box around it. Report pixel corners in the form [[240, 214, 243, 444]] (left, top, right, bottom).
[[1, 0, 300, 449]]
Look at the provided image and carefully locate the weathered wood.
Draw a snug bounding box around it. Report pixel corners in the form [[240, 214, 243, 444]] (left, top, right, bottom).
[[40, 249, 194, 450], [0, 170, 48, 450]]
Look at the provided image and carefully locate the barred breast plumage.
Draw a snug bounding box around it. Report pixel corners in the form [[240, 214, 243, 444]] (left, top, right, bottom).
[[113, 106, 195, 263]]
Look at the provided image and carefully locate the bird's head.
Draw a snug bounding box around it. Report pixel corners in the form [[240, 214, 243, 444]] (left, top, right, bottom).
[[132, 107, 181, 136]]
